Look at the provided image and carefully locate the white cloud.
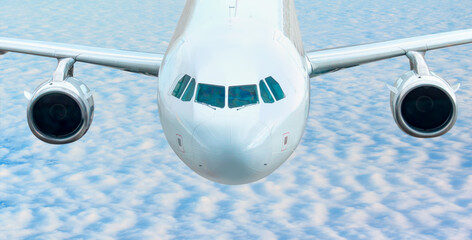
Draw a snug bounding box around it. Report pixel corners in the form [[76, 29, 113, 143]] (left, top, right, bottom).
[[0, 0, 471, 239]]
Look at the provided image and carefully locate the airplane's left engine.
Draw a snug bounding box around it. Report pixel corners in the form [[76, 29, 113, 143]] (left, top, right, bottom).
[[388, 52, 461, 138], [389, 71, 457, 138], [27, 77, 94, 144]]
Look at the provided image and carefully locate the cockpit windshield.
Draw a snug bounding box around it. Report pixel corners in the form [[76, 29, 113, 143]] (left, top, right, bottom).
[[172, 75, 191, 98], [181, 79, 195, 102], [259, 80, 274, 103], [228, 85, 259, 108], [196, 83, 225, 108], [265, 76, 285, 101], [172, 74, 285, 109]]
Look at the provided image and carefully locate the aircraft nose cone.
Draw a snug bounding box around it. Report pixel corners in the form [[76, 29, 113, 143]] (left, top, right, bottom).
[[192, 117, 272, 184]]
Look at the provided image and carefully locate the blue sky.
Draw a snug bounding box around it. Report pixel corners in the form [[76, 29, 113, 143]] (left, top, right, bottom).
[[0, 0, 471, 239]]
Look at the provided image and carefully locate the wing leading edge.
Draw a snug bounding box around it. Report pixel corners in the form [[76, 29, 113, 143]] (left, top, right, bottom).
[[0, 37, 163, 76], [307, 29, 472, 77]]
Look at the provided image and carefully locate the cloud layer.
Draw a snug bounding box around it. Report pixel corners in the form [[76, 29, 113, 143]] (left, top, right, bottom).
[[0, 0, 471, 239]]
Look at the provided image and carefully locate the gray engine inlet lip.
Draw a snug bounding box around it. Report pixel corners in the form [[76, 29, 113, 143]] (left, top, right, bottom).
[[395, 83, 457, 138], [27, 88, 88, 144]]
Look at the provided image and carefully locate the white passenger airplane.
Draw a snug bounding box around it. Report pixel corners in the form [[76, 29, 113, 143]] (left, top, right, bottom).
[[1, 0, 471, 185]]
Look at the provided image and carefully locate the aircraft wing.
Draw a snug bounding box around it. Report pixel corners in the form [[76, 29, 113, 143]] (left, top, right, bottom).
[[0, 37, 163, 76], [307, 29, 472, 77]]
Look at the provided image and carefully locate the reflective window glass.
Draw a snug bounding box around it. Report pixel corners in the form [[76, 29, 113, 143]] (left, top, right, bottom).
[[172, 75, 191, 98], [265, 76, 285, 101], [259, 80, 274, 103], [228, 85, 259, 108], [196, 84, 225, 108], [182, 79, 196, 101]]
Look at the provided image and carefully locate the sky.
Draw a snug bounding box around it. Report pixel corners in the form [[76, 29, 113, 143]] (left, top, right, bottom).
[[0, 0, 471, 239]]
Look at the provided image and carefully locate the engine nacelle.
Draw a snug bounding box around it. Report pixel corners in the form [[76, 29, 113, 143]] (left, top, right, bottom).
[[390, 71, 457, 138], [27, 77, 94, 144]]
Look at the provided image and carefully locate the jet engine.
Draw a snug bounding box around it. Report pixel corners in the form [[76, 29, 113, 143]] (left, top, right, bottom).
[[390, 69, 458, 138], [26, 58, 94, 144]]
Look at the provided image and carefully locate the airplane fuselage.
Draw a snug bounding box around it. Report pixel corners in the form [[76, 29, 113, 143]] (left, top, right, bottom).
[[2, 0, 468, 185], [157, 0, 311, 184]]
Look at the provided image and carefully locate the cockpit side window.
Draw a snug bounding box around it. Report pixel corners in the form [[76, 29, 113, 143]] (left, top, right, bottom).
[[196, 84, 225, 108], [172, 75, 191, 98], [228, 85, 259, 108], [259, 80, 275, 103], [265, 76, 285, 101], [181, 78, 196, 101]]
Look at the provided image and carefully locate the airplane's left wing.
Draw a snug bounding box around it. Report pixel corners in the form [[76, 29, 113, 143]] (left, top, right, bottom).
[[0, 37, 163, 76], [307, 29, 472, 139], [307, 29, 472, 77]]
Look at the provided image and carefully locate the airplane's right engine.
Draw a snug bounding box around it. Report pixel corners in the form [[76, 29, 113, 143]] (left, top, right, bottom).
[[27, 77, 94, 144], [390, 71, 458, 138]]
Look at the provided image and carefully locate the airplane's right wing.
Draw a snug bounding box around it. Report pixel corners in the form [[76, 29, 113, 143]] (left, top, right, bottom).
[[0, 37, 163, 76], [0, 37, 164, 144]]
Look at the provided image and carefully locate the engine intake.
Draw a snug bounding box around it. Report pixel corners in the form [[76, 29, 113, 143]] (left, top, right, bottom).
[[32, 92, 83, 138], [401, 85, 453, 133], [27, 78, 94, 144], [26, 58, 94, 144], [390, 71, 457, 138]]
